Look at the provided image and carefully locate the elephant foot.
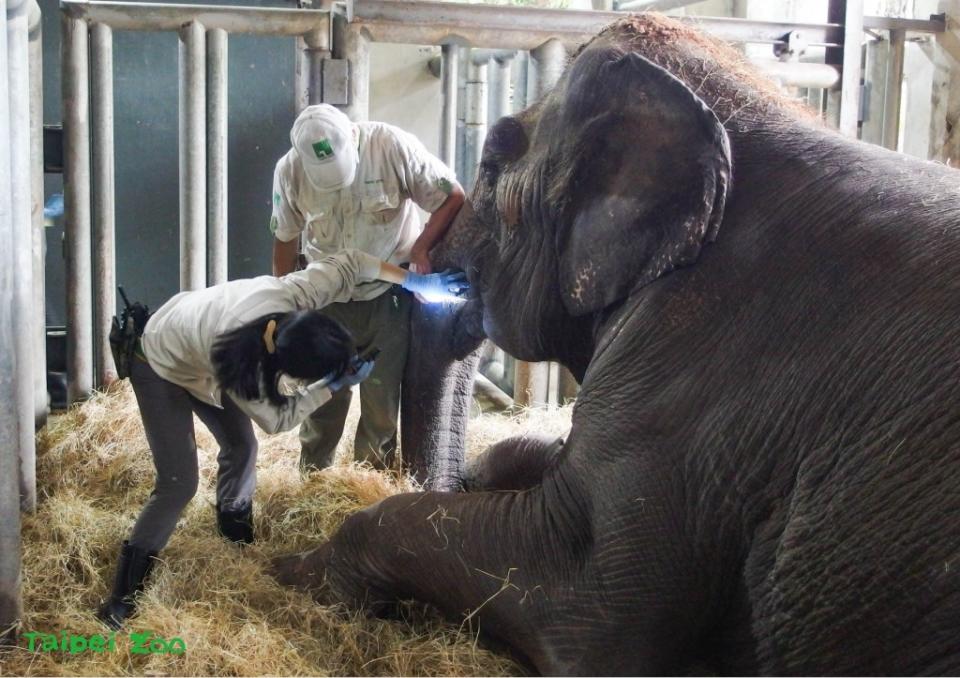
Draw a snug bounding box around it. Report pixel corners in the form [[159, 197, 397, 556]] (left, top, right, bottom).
[[463, 435, 564, 492], [270, 546, 329, 596]]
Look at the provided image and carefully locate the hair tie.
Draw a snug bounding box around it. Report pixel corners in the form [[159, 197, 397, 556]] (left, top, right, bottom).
[[263, 319, 278, 354]]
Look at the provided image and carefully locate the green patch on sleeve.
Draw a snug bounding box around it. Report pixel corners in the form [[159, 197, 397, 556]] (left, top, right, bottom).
[[273, 191, 281, 207], [269, 215, 279, 234], [437, 177, 454, 195]]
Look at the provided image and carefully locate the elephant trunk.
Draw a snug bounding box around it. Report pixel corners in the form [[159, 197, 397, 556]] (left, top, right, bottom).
[[401, 299, 483, 491]]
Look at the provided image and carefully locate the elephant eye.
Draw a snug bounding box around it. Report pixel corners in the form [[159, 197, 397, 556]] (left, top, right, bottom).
[[480, 160, 500, 185]]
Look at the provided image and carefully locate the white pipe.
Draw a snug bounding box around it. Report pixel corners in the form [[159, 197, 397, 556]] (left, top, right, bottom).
[[28, 0, 45, 428], [332, 14, 369, 121], [1, 0, 26, 638], [882, 29, 905, 151], [63, 0, 331, 36], [91, 22, 116, 385], [439, 43, 458, 171], [206, 27, 227, 286], [178, 20, 206, 290], [754, 60, 840, 89], [530, 38, 564, 100], [63, 14, 94, 403], [463, 55, 488, 189], [491, 55, 512, 122], [8, 0, 35, 511]]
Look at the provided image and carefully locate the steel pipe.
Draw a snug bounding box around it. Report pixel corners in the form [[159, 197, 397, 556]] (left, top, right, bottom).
[[206, 27, 227, 285], [514, 360, 548, 408], [91, 22, 116, 385], [332, 13, 369, 121], [303, 27, 327, 106], [2, 0, 26, 642], [882, 28, 905, 151], [463, 55, 488, 190], [754, 60, 840, 89], [28, 0, 45, 428], [294, 35, 310, 111], [63, 14, 94, 402], [347, 0, 851, 51], [530, 38, 564, 100], [178, 20, 206, 290], [492, 55, 512, 122], [9, 0, 35, 512], [617, 0, 704, 11], [63, 0, 330, 36], [439, 43, 458, 170], [827, 0, 864, 138]]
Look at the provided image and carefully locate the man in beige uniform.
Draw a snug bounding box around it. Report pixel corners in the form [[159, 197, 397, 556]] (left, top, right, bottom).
[[271, 104, 465, 471]]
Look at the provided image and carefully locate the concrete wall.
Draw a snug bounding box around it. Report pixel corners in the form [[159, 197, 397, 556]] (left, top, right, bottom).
[[370, 43, 444, 157]]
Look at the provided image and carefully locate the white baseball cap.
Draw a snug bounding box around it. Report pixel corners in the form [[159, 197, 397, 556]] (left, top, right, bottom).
[[291, 104, 359, 192]]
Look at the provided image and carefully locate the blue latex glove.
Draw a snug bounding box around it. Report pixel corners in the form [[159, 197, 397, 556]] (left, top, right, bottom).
[[402, 269, 470, 301], [327, 355, 375, 393]]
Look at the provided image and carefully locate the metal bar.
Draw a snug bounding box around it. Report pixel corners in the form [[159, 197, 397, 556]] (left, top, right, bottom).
[[514, 360, 548, 408], [9, 0, 35, 513], [332, 13, 369, 121], [882, 28, 905, 151], [754, 60, 840, 89], [470, 48, 517, 64], [91, 22, 116, 386], [62, 0, 330, 36], [440, 43, 458, 170], [558, 365, 579, 403], [302, 27, 327, 106], [63, 13, 94, 402], [828, 0, 864, 138], [463, 55, 488, 188], [862, 15, 945, 33], [28, 0, 46, 428], [530, 37, 564, 99], [0, 0, 23, 642], [206, 27, 227, 286], [347, 0, 848, 50], [294, 35, 310, 111], [617, 0, 708, 11], [492, 55, 512, 122], [473, 373, 513, 411], [178, 20, 206, 290]]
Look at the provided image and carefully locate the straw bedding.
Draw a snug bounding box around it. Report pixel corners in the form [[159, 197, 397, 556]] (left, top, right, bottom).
[[2, 382, 572, 676]]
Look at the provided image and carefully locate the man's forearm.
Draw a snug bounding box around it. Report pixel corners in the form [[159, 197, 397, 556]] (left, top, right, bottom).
[[273, 237, 300, 276], [415, 186, 465, 254]]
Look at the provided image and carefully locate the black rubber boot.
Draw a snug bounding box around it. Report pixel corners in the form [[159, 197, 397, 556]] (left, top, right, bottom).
[[217, 503, 254, 544], [96, 540, 157, 630]]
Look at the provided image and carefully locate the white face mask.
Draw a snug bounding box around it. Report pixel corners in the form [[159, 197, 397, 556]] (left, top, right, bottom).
[[276, 372, 338, 397], [277, 373, 310, 397]]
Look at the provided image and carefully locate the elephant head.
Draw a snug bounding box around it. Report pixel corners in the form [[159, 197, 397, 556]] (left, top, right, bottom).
[[431, 39, 731, 376]]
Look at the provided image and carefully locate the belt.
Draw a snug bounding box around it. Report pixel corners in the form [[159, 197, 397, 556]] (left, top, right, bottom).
[[134, 338, 147, 362]]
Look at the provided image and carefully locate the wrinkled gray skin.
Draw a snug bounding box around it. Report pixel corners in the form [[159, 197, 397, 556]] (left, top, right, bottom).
[[400, 300, 482, 491], [275, 16, 960, 675]]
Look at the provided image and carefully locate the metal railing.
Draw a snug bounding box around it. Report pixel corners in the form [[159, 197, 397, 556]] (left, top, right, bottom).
[[1, 0, 43, 643], [60, 0, 332, 398]]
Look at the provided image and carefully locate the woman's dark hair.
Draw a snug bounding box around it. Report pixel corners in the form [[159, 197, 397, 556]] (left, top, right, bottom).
[[211, 310, 355, 406]]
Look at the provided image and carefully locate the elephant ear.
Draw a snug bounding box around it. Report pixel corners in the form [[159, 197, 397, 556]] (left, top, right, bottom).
[[555, 48, 731, 316]]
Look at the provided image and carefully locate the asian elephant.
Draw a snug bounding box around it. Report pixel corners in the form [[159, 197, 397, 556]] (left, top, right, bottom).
[[276, 14, 960, 675]]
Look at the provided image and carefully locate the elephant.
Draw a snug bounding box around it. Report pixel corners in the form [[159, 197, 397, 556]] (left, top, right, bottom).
[[275, 13, 960, 675]]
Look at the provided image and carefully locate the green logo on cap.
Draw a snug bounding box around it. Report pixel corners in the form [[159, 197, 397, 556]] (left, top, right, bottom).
[[312, 139, 335, 160]]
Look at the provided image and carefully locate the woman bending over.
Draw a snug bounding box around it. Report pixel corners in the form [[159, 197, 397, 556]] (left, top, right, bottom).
[[96, 249, 467, 629]]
